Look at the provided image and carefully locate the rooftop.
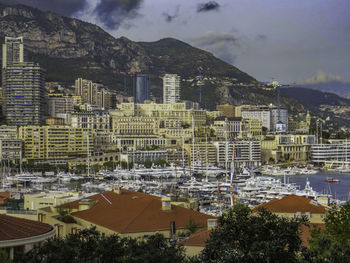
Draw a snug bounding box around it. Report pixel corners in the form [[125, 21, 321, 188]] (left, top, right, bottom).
[[0, 214, 53, 241], [252, 195, 326, 214], [60, 189, 215, 234], [179, 228, 210, 247]]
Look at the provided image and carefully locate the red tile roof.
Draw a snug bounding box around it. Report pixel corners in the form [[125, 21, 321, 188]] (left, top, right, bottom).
[[252, 195, 326, 214], [179, 228, 210, 247], [0, 214, 53, 241], [61, 190, 215, 234]]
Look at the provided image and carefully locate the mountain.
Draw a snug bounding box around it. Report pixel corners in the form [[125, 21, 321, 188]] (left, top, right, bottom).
[[0, 3, 350, 124], [0, 3, 296, 109], [296, 81, 350, 99]]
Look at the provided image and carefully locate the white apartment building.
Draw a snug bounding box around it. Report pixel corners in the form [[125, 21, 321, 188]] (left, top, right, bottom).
[[213, 140, 261, 168], [242, 109, 271, 131], [241, 105, 288, 131], [311, 140, 350, 166], [48, 97, 74, 118], [163, 74, 180, 104]]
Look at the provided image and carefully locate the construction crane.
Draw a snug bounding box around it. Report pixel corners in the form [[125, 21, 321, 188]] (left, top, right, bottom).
[[198, 67, 203, 109], [271, 79, 290, 133], [271, 80, 281, 123]]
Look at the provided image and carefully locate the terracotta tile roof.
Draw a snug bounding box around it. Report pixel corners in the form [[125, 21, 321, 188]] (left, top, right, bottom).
[[0, 214, 53, 241], [0, 192, 11, 199], [61, 190, 215, 234], [299, 223, 325, 248], [0, 192, 11, 205], [252, 195, 326, 214], [179, 228, 210, 247]]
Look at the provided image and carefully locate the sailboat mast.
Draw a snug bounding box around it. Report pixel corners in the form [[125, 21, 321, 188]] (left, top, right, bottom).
[[182, 127, 185, 175], [230, 142, 235, 185], [86, 131, 90, 177], [205, 134, 208, 182], [224, 118, 228, 182], [191, 115, 195, 176]]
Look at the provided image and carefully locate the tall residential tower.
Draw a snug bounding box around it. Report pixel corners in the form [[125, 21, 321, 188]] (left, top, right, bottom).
[[2, 62, 46, 125], [2, 36, 24, 69], [163, 74, 180, 104]]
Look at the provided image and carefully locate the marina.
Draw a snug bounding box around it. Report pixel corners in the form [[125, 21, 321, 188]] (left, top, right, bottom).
[[2, 165, 349, 216]]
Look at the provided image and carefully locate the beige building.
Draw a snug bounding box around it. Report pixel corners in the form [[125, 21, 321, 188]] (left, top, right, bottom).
[[0, 139, 22, 162], [71, 111, 111, 132], [261, 134, 316, 163], [184, 143, 218, 166], [18, 126, 93, 162], [213, 118, 262, 140], [35, 189, 214, 239], [252, 195, 326, 224], [113, 102, 207, 127], [75, 78, 114, 110], [216, 104, 241, 118], [112, 116, 159, 136], [0, 125, 18, 139]]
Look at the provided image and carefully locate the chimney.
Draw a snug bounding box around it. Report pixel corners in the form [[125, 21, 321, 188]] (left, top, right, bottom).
[[161, 197, 171, 211], [113, 186, 122, 195], [170, 221, 176, 239], [78, 199, 95, 211], [207, 219, 217, 230]]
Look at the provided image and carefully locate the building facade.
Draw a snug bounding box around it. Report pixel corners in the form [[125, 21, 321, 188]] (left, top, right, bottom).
[[2, 62, 46, 126], [311, 141, 350, 167], [261, 134, 315, 163], [2, 36, 24, 69], [18, 126, 93, 162], [48, 97, 74, 118], [133, 74, 150, 103], [213, 140, 261, 168], [163, 74, 180, 104]]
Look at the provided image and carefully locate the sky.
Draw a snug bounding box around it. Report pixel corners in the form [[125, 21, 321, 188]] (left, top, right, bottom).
[[1, 0, 350, 84]]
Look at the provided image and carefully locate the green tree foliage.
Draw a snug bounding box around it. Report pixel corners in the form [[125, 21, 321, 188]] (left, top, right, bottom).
[[306, 203, 350, 262], [15, 228, 187, 263], [0, 249, 11, 263], [185, 218, 204, 236], [200, 204, 307, 263]]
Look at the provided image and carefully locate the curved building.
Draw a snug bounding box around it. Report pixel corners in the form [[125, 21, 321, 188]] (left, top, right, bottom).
[[0, 214, 55, 260]]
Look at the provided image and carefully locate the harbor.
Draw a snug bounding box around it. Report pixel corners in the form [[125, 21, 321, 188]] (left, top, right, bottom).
[[2, 165, 349, 217]]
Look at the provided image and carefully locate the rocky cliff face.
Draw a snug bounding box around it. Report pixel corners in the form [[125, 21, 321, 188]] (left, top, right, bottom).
[[0, 4, 151, 73], [3, 3, 349, 119]]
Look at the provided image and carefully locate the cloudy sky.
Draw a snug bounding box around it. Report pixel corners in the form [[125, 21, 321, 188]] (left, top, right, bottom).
[[2, 0, 350, 84]]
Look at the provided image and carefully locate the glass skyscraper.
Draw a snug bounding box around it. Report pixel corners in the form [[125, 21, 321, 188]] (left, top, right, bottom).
[[133, 74, 150, 103]]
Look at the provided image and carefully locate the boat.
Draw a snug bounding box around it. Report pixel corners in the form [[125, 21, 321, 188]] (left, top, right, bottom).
[[325, 177, 340, 183]]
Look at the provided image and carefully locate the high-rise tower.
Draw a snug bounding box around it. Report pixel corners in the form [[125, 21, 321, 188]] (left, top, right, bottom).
[[163, 74, 180, 104], [2, 37, 24, 69], [133, 74, 150, 103], [2, 62, 46, 126]]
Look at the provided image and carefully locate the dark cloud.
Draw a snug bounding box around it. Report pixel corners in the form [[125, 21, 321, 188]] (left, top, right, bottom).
[[94, 0, 143, 30], [189, 33, 241, 64], [256, 34, 267, 41], [197, 1, 220, 13], [0, 0, 87, 17], [162, 5, 180, 23], [0, 0, 143, 30]]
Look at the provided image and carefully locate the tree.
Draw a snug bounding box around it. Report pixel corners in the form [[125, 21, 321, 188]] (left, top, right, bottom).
[[200, 204, 307, 263], [15, 227, 187, 263], [0, 249, 11, 263], [306, 203, 350, 262]]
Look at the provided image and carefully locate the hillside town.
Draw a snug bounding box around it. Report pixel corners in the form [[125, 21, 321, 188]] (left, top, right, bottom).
[[0, 36, 349, 261]]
